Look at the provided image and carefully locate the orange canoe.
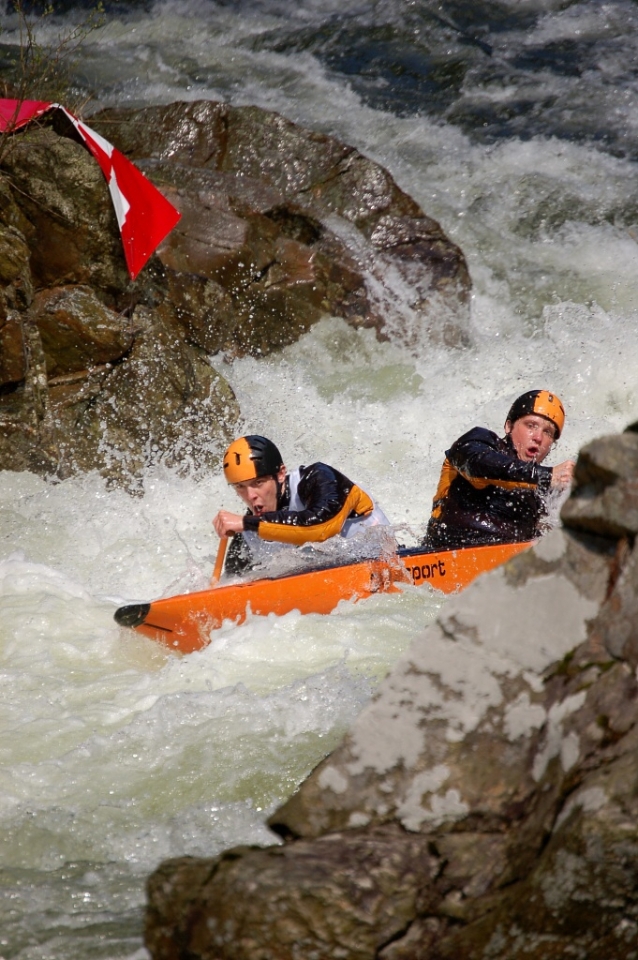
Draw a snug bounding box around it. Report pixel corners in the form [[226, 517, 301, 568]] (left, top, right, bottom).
[[114, 540, 532, 654]]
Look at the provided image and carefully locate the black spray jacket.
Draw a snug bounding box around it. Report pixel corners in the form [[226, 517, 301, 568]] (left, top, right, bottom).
[[425, 427, 553, 549]]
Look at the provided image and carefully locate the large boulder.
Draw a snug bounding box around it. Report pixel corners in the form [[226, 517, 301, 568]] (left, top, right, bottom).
[[90, 99, 471, 352], [0, 100, 470, 482], [144, 427, 638, 959]]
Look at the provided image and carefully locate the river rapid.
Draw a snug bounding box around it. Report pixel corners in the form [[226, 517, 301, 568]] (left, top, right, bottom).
[[2, 0, 638, 956]]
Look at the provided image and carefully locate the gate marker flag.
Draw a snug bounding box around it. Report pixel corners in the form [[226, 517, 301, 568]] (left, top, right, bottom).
[[0, 98, 181, 280]]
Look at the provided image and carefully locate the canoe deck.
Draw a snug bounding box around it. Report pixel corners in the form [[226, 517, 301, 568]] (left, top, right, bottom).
[[114, 540, 532, 654]]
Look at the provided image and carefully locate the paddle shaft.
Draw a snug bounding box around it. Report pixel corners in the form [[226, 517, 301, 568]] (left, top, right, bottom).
[[211, 537, 228, 586]]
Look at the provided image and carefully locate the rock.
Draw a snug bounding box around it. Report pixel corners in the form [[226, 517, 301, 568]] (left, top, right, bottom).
[[267, 533, 605, 844], [0, 314, 25, 384], [46, 305, 238, 482], [0, 224, 33, 388], [0, 223, 32, 296], [151, 170, 327, 354], [146, 830, 438, 960], [561, 431, 638, 538], [0, 126, 129, 296], [0, 99, 469, 482], [90, 100, 471, 349], [0, 123, 239, 482], [0, 174, 33, 239], [585, 543, 638, 669], [163, 270, 239, 356], [33, 286, 135, 376], [144, 437, 638, 958]]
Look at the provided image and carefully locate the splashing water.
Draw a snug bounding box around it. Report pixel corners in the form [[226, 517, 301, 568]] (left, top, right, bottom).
[[2, 0, 638, 955]]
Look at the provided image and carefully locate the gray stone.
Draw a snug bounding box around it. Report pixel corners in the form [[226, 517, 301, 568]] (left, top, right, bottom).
[[145, 829, 438, 960], [144, 456, 638, 958]]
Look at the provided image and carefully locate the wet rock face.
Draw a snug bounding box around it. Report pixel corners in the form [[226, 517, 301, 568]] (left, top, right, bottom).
[[0, 99, 469, 482], [90, 99, 471, 352], [33, 286, 135, 377], [144, 429, 638, 959], [0, 123, 239, 482], [2, 125, 129, 294]]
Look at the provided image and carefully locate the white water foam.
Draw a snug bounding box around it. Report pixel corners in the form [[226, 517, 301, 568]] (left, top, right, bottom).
[[2, 0, 638, 955]]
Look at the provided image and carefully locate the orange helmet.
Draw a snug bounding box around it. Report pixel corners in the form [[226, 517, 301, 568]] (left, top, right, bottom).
[[506, 390, 565, 438], [222, 435, 284, 484]]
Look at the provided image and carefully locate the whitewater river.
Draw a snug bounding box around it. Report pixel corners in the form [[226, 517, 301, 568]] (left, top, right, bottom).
[[2, 0, 638, 956]]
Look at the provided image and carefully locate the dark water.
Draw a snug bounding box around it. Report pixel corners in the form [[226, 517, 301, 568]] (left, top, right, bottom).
[[243, 0, 638, 157], [9, 0, 638, 156]]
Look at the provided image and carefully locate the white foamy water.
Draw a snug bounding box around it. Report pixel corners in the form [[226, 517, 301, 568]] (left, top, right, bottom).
[[2, 0, 638, 955]]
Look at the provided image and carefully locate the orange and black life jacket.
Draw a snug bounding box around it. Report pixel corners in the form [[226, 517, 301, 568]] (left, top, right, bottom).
[[227, 462, 388, 574]]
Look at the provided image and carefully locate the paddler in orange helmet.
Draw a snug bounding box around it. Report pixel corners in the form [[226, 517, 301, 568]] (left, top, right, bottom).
[[424, 390, 575, 550], [213, 436, 390, 575]]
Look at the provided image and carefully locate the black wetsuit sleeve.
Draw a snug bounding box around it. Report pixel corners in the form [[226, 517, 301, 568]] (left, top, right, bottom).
[[448, 428, 553, 491]]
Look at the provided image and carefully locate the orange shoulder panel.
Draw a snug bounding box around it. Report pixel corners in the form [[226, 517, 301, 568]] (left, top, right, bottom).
[[430, 459, 457, 520], [257, 485, 373, 545]]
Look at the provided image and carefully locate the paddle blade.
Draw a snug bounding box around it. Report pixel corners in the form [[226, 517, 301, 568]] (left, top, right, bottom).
[[211, 538, 228, 586]]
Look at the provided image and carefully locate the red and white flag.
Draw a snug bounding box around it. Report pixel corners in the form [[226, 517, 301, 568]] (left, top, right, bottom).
[[0, 98, 181, 280]]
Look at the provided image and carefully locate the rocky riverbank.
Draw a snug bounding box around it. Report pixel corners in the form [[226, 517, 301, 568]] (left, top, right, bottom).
[[0, 99, 470, 485], [144, 424, 638, 959]]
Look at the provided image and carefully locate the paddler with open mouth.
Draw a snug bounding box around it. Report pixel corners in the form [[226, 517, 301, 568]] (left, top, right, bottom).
[[212, 436, 390, 577], [423, 390, 575, 550]]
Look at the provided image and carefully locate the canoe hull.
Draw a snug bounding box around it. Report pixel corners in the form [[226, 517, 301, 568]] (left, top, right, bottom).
[[115, 540, 532, 654]]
